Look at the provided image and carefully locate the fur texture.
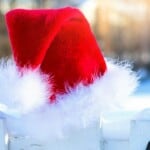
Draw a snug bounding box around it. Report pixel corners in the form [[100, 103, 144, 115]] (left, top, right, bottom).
[[0, 59, 138, 140], [0, 60, 50, 116]]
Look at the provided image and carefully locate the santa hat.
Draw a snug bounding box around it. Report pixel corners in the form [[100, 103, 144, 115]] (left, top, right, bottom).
[[0, 7, 137, 139]]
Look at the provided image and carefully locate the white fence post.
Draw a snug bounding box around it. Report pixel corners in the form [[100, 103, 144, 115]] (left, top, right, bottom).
[[99, 111, 137, 150], [100, 139, 129, 150], [9, 123, 101, 150], [130, 119, 150, 150], [130, 109, 150, 150], [0, 117, 9, 150]]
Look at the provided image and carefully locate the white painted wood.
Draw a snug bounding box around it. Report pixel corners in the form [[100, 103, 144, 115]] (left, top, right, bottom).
[[9, 123, 101, 150], [6, 110, 150, 150], [99, 111, 135, 150], [130, 120, 150, 150], [0, 118, 9, 150], [100, 111, 136, 140], [100, 139, 129, 150]]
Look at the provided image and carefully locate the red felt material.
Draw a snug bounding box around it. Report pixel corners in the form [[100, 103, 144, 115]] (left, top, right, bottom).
[[6, 7, 107, 102]]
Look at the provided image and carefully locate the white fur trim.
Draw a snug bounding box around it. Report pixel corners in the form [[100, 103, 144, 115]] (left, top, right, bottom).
[[0, 59, 138, 140], [0, 60, 50, 116]]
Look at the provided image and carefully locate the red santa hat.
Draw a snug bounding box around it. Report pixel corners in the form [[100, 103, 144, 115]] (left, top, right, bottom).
[[0, 7, 137, 140]]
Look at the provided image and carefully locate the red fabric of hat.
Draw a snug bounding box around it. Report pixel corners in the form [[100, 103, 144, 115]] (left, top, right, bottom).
[[6, 7, 107, 101]]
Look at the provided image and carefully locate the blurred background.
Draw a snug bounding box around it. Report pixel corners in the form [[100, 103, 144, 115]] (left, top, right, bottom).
[[0, 0, 150, 94]]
